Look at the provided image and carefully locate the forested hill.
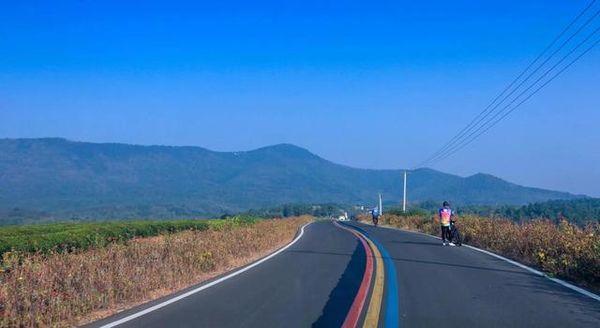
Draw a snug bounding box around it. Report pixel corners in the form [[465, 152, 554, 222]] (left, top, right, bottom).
[[0, 138, 582, 223]]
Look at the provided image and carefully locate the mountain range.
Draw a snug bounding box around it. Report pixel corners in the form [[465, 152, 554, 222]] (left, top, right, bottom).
[[0, 138, 583, 222]]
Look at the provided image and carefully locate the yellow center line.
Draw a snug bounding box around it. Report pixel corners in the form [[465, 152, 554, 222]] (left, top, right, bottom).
[[360, 232, 385, 328]]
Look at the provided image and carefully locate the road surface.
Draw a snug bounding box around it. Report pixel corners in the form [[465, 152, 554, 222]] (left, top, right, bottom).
[[90, 220, 600, 328]]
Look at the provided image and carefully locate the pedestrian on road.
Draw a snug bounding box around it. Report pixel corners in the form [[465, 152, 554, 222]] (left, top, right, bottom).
[[440, 201, 455, 246]]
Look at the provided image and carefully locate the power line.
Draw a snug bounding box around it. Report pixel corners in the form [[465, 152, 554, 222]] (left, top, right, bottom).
[[417, 5, 599, 168], [431, 33, 600, 164], [414, 1, 599, 169], [426, 24, 600, 164], [414, 0, 598, 169]]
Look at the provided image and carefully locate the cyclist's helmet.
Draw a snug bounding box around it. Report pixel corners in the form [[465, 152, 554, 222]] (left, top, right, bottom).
[[443, 201, 450, 207]]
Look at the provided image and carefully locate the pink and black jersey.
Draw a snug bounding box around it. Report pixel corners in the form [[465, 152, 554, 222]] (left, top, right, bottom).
[[439, 207, 452, 226]]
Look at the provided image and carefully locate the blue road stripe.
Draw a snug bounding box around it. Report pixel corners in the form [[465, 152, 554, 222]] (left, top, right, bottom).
[[370, 236, 400, 328], [342, 223, 400, 327]]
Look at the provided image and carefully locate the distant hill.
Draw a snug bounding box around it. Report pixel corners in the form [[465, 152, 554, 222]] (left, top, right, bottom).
[[0, 138, 583, 223]]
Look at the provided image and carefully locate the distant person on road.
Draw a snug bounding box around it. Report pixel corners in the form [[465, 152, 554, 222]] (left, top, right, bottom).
[[371, 207, 380, 226], [439, 201, 455, 246]]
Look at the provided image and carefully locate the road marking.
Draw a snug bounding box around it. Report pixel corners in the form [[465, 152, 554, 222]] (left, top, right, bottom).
[[335, 222, 375, 328], [369, 234, 400, 328], [365, 221, 600, 302], [335, 222, 384, 328], [340, 222, 400, 328], [462, 244, 600, 302], [362, 235, 384, 328], [99, 222, 314, 328]]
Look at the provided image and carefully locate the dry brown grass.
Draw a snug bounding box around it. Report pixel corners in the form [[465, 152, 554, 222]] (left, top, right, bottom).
[[0, 216, 312, 327], [361, 214, 600, 292]]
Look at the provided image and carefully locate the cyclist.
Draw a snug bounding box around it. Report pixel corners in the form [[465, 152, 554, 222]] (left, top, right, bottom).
[[439, 201, 455, 246], [371, 207, 380, 226]]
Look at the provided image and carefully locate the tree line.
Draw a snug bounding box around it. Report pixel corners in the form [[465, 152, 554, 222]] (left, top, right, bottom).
[[393, 198, 600, 226]]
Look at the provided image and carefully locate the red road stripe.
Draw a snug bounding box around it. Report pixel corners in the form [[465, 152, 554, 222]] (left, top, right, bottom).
[[336, 223, 374, 328]]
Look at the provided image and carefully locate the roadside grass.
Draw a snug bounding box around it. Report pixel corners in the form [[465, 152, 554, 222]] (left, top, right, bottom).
[[0, 216, 311, 327], [0, 216, 257, 260], [361, 214, 600, 293]]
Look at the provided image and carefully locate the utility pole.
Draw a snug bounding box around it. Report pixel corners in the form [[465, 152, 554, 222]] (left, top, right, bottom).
[[403, 171, 407, 213], [378, 193, 383, 216]]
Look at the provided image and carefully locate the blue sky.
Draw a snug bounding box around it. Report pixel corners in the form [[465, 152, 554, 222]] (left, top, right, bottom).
[[1, 0, 599, 196]]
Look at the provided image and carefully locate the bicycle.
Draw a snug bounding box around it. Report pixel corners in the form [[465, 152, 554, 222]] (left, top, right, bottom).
[[449, 221, 462, 246], [372, 216, 379, 227]]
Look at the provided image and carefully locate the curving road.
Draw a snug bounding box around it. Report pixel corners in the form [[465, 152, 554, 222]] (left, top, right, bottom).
[[90, 220, 600, 328]]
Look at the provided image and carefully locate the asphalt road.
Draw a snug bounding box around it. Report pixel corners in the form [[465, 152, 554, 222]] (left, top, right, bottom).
[[91, 220, 600, 328]]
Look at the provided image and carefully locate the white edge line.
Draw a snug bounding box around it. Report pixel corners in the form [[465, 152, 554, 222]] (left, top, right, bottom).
[[361, 222, 600, 302], [99, 222, 313, 328]]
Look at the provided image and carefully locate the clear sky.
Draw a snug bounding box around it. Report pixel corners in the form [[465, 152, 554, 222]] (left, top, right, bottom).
[[1, 0, 599, 197]]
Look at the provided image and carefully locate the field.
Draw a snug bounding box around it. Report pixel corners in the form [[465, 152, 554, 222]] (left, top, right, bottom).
[[0, 217, 257, 260], [364, 214, 600, 292], [0, 216, 312, 327]]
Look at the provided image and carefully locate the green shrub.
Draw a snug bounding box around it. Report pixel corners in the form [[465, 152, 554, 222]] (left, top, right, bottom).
[[385, 207, 430, 217], [0, 218, 259, 259]]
